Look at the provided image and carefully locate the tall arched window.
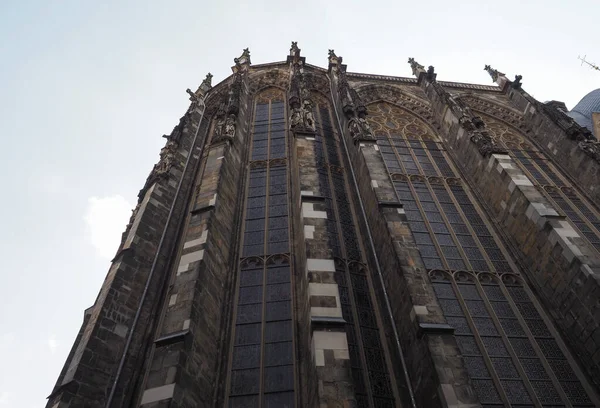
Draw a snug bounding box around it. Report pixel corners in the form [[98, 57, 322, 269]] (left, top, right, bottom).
[[366, 101, 598, 407], [227, 88, 296, 408]]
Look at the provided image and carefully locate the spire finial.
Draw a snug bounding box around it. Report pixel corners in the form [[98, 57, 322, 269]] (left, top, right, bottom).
[[483, 64, 512, 88], [483, 64, 505, 82], [203, 73, 213, 87]]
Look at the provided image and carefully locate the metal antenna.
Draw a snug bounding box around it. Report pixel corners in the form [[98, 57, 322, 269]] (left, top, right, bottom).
[[578, 55, 600, 71]]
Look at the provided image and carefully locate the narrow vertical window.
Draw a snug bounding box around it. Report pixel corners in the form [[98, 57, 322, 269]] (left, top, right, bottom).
[[228, 88, 295, 407]]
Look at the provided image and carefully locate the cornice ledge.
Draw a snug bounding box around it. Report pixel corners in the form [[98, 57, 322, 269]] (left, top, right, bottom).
[[346, 71, 418, 84], [438, 80, 503, 92], [250, 61, 288, 70]]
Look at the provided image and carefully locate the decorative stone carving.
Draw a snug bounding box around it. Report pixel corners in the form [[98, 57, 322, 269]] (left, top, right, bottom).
[[139, 139, 179, 200], [468, 119, 506, 156], [540, 100, 593, 141], [412, 62, 506, 157], [328, 49, 339, 66], [290, 99, 316, 134], [426, 66, 436, 82], [408, 57, 425, 77], [338, 75, 355, 116], [511, 75, 522, 90], [484, 65, 505, 82], [193, 73, 213, 99], [578, 140, 600, 162], [290, 41, 300, 58], [228, 73, 243, 115], [186, 88, 200, 112], [288, 42, 316, 135], [234, 48, 251, 66], [212, 102, 236, 145], [348, 116, 376, 144], [348, 118, 361, 140]]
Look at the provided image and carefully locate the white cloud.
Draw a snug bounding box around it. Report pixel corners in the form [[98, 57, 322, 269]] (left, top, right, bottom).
[[47, 334, 58, 354], [0, 332, 15, 349], [84, 195, 133, 259], [0, 392, 12, 406]]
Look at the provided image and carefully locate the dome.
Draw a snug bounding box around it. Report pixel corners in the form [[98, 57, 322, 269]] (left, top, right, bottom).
[[567, 88, 600, 136]]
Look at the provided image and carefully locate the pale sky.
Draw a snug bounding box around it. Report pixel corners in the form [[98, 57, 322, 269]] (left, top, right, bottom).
[[0, 1, 598, 406]]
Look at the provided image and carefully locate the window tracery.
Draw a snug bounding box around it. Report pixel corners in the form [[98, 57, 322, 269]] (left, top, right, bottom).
[[367, 100, 598, 407]]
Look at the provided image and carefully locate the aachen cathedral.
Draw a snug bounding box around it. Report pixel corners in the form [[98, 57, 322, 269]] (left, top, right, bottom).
[[47, 44, 600, 408]]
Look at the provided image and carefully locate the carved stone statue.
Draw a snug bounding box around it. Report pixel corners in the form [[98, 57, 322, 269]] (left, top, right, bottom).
[[348, 115, 375, 143], [290, 41, 300, 58], [303, 100, 315, 131], [511, 75, 523, 90], [426, 66, 436, 82], [470, 129, 506, 156], [224, 114, 236, 139], [408, 57, 425, 77], [290, 106, 303, 129], [447, 94, 470, 115], [290, 100, 315, 134], [203, 73, 213, 87], [234, 48, 251, 66], [358, 116, 374, 137], [348, 118, 361, 140]]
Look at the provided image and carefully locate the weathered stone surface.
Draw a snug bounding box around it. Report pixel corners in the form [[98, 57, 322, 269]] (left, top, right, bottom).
[[48, 49, 600, 408]]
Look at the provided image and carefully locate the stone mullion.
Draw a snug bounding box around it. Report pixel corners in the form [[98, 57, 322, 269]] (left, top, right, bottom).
[[492, 278, 572, 406], [472, 275, 549, 406], [450, 276, 513, 406], [440, 181, 501, 274], [257, 102, 272, 405], [405, 179, 453, 271], [423, 180, 476, 271]]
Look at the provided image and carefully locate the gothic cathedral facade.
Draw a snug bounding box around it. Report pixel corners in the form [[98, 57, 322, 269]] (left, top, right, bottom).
[[47, 45, 600, 407]]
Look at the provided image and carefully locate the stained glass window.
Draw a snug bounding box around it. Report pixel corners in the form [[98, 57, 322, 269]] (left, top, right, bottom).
[[228, 89, 295, 407], [367, 101, 598, 407]]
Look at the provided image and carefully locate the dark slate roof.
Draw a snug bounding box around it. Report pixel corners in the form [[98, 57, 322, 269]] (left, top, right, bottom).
[[568, 88, 600, 136]]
